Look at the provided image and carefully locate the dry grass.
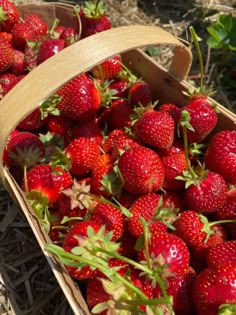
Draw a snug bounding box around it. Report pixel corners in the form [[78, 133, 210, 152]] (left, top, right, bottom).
[[0, 1, 236, 314]]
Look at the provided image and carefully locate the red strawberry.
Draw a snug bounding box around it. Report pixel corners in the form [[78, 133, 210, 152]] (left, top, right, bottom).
[[161, 152, 187, 191], [100, 99, 133, 130], [111, 132, 140, 160], [65, 118, 102, 146], [0, 73, 16, 98], [127, 193, 167, 238], [0, 31, 12, 42], [46, 115, 74, 137], [54, 25, 77, 46], [177, 97, 217, 143], [138, 232, 190, 276], [11, 49, 27, 75], [11, 22, 37, 51], [184, 171, 228, 213], [57, 73, 101, 122], [159, 102, 180, 122], [0, 0, 20, 32], [134, 108, 175, 149], [17, 108, 49, 130], [22, 164, 73, 208], [101, 129, 127, 154], [192, 264, 236, 315], [65, 137, 100, 176], [153, 267, 197, 315], [37, 38, 66, 64], [206, 240, 236, 268], [118, 146, 165, 195], [108, 78, 129, 98], [91, 202, 125, 241], [4, 131, 45, 169], [0, 38, 14, 72], [204, 130, 236, 185], [128, 81, 153, 107], [92, 55, 122, 80], [24, 13, 47, 39], [78, 1, 111, 39], [62, 220, 102, 280]]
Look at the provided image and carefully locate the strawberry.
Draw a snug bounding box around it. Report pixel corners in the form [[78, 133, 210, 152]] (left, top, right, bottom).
[[138, 232, 190, 276], [117, 145, 165, 195], [65, 137, 100, 176], [127, 193, 167, 238], [206, 240, 236, 268], [161, 152, 187, 191], [11, 49, 27, 75], [0, 30, 12, 42], [159, 102, 180, 123], [17, 108, 49, 130], [107, 78, 129, 98], [111, 132, 140, 160], [78, 0, 111, 39], [204, 130, 236, 185], [11, 21, 38, 51], [54, 25, 77, 46], [128, 80, 153, 107], [56, 73, 101, 122], [91, 55, 122, 80], [3, 131, 45, 169], [184, 171, 228, 213], [65, 118, 102, 146], [22, 164, 73, 208], [100, 99, 133, 130], [90, 202, 125, 241], [46, 115, 74, 137], [0, 0, 20, 32], [62, 220, 102, 280], [0, 73, 16, 98], [192, 264, 236, 315], [37, 38, 66, 64], [133, 108, 175, 149], [177, 96, 217, 144], [101, 129, 127, 154], [24, 13, 47, 39], [0, 38, 14, 72]]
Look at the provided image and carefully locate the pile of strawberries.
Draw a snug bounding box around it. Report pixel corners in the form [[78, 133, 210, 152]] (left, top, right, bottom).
[[1, 0, 236, 314]]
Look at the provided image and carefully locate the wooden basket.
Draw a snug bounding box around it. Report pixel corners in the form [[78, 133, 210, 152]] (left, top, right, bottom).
[[0, 2, 235, 314]]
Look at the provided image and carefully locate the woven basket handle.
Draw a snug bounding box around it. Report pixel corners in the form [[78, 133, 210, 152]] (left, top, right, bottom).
[[0, 24, 192, 181]]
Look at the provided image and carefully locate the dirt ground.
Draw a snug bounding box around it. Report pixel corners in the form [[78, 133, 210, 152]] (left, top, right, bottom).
[[0, 1, 236, 315]]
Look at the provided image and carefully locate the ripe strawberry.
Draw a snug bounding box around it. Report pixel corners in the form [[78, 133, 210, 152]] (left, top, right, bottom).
[[17, 108, 49, 130], [46, 115, 74, 137], [54, 25, 77, 46], [101, 129, 127, 154], [133, 108, 175, 149], [62, 220, 102, 280], [206, 240, 236, 268], [117, 146, 165, 195], [92, 55, 122, 80], [11, 49, 27, 75], [65, 137, 100, 176], [138, 232, 190, 276], [204, 130, 236, 185], [22, 164, 73, 208], [1, 73, 24, 97], [0, 31, 12, 42], [0, 73, 16, 98], [161, 153, 187, 191], [0, 0, 20, 32], [0, 38, 14, 72], [111, 132, 140, 160], [192, 264, 236, 315], [107, 78, 129, 98], [184, 171, 228, 213], [153, 267, 196, 315], [78, 1, 111, 39], [128, 81, 153, 107], [11, 21, 38, 51], [177, 96, 217, 143], [37, 38, 66, 64], [91, 202, 125, 241], [127, 193, 167, 238], [100, 99, 133, 130], [24, 13, 47, 39], [4, 131, 45, 169], [159, 102, 180, 122], [57, 73, 101, 122], [65, 118, 102, 146]]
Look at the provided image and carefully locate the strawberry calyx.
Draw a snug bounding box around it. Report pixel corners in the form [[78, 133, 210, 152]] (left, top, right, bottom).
[[49, 146, 71, 171], [83, 0, 107, 19], [0, 6, 8, 24], [26, 190, 54, 233], [217, 303, 236, 315], [40, 94, 62, 119], [45, 224, 174, 314]]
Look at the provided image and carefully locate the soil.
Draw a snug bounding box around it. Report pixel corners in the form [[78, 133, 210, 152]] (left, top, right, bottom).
[[0, 1, 235, 315]]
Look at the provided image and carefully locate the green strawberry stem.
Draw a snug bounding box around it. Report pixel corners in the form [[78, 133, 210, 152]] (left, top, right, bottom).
[[217, 303, 236, 315], [189, 26, 204, 92], [140, 217, 151, 269], [60, 216, 83, 224], [23, 164, 29, 193], [44, 243, 172, 308]]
